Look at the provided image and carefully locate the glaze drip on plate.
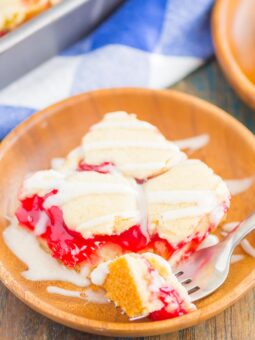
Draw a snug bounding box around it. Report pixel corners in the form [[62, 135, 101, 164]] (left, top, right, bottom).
[[3, 219, 90, 287], [47, 286, 108, 304], [174, 134, 209, 152], [225, 177, 254, 195]]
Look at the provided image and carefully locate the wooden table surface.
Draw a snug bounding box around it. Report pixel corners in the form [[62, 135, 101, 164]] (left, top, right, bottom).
[[0, 59, 254, 340]]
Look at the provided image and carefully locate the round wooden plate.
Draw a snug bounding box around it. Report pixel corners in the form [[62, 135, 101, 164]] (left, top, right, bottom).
[[0, 88, 254, 337], [212, 0, 255, 109]]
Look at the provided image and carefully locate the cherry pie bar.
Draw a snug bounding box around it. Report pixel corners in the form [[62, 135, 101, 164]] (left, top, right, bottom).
[[90, 253, 196, 320], [0, 0, 61, 36], [58, 111, 187, 179], [15, 111, 231, 320]]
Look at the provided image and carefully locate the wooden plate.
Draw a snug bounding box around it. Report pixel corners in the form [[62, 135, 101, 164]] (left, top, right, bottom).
[[212, 0, 255, 109], [0, 88, 254, 337]]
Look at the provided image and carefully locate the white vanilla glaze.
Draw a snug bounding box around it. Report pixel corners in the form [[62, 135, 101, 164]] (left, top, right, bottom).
[[221, 221, 255, 260], [225, 177, 254, 195], [21, 169, 65, 198], [83, 140, 178, 152], [91, 120, 157, 131], [34, 211, 48, 236], [162, 206, 214, 221], [240, 239, 255, 257], [209, 204, 226, 226], [3, 220, 90, 287], [198, 235, 219, 250], [149, 269, 166, 293], [222, 221, 239, 233], [51, 158, 65, 171], [47, 286, 83, 298], [51, 147, 84, 173], [76, 210, 140, 232], [84, 288, 109, 304], [66, 146, 83, 159], [90, 112, 157, 132], [120, 161, 166, 171], [231, 254, 245, 264], [134, 181, 148, 238], [147, 190, 217, 205], [22, 170, 138, 208], [147, 190, 218, 221], [58, 146, 84, 172], [43, 180, 137, 208], [147, 189, 220, 221], [47, 286, 108, 304], [90, 261, 110, 286], [174, 134, 209, 152]]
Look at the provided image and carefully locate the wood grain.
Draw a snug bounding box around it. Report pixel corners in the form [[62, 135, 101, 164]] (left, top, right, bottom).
[[0, 60, 254, 339], [212, 0, 255, 109]]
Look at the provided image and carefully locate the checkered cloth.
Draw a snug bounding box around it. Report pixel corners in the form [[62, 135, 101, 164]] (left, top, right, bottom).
[[0, 0, 214, 139]]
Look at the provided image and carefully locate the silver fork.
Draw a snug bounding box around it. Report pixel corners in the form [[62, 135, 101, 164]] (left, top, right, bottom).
[[174, 213, 255, 302]]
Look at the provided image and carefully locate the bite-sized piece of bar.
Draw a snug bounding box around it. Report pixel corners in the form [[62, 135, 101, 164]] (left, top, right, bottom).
[[90, 252, 196, 320]]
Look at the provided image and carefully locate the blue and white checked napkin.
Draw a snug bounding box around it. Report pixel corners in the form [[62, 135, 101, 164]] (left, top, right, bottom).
[[0, 0, 214, 139]]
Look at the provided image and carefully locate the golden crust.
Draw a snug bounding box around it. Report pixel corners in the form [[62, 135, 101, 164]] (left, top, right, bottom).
[[103, 257, 144, 317]]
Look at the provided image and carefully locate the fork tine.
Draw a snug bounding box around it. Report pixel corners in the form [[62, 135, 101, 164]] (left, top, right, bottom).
[[187, 285, 200, 295], [181, 282, 197, 291], [174, 270, 184, 277], [180, 278, 192, 285], [176, 272, 193, 282], [188, 288, 206, 302]]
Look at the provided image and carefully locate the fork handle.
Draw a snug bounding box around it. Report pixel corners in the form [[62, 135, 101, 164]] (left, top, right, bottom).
[[224, 212, 255, 248]]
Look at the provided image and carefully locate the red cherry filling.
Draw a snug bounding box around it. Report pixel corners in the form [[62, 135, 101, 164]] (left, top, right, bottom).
[[16, 192, 147, 267], [78, 161, 114, 174], [149, 287, 188, 321], [147, 235, 176, 259], [0, 30, 8, 37], [15, 191, 211, 268], [77, 161, 148, 185], [145, 232, 206, 263]]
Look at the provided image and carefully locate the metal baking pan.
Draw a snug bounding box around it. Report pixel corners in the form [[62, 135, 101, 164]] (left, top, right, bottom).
[[0, 0, 123, 90]]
